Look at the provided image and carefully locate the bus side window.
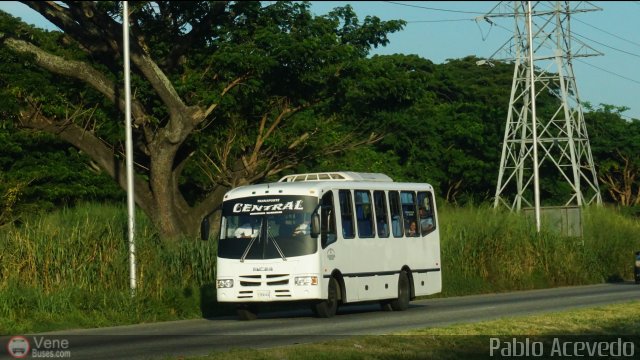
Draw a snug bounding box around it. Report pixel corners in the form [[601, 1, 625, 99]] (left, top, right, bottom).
[[354, 190, 374, 238], [321, 191, 337, 248], [339, 190, 355, 239], [401, 191, 418, 237], [418, 191, 436, 235], [388, 191, 404, 238], [373, 190, 389, 238]]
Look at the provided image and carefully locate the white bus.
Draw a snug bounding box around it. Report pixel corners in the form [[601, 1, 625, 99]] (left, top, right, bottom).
[[216, 171, 441, 320]]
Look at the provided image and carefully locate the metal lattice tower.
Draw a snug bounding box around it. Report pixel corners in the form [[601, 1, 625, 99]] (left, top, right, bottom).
[[484, 1, 603, 212]]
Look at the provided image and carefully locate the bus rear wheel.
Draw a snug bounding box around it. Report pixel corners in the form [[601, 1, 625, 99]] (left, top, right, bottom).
[[315, 277, 340, 318], [389, 270, 410, 311]]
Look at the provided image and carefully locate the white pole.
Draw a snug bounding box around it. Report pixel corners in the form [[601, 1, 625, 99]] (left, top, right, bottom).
[[527, 1, 541, 233], [123, 1, 137, 294]]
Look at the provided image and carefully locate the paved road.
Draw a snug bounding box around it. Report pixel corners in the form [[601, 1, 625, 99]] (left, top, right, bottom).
[[2, 283, 638, 359]]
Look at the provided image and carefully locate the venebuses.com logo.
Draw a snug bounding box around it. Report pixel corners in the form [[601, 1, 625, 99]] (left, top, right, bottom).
[[4, 335, 72, 359], [6, 336, 30, 359]]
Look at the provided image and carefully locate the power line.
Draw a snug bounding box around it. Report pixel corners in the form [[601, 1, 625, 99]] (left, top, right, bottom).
[[383, 1, 486, 15], [488, 20, 640, 63], [407, 18, 474, 23], [487, 25, 640, 90], [575, 59, 640, 86], [487, 23, 640, 88], [573, 18, 640, 49], [573, 32, 640, 60], [378, 2, 638, 117]]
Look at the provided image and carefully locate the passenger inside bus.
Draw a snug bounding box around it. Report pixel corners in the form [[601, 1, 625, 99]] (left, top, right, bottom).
[[234, 222, 258, 238], [408, 221, 418, 236], [419, 207, 434, 233], [292, 221, 310, 236]]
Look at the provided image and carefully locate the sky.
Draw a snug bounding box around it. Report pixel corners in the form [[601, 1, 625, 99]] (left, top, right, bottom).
[[1, 1, 638, 120]]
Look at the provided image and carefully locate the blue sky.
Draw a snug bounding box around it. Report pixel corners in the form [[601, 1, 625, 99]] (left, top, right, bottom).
[[309, 1, 640, 120], [1, 1, 638, 120]]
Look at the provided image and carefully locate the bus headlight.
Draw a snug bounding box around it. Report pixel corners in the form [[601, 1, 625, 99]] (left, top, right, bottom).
[[217, 279, 234, 288], [294, 276, 318, 286]]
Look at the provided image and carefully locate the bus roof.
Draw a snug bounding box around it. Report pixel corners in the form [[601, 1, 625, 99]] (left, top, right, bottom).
[[223, 172, 433, 200], [278, 171, 393, 183]]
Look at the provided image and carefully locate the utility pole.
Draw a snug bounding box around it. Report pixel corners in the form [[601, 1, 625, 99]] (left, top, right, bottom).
[[482, 1, 603, 219], [123, 1, 137, 295]]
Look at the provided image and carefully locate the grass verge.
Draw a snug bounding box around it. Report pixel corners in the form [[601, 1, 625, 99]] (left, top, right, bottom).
[[195, 301, 640, 360]]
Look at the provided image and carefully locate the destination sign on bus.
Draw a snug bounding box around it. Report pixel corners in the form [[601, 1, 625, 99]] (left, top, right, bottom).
[[223, 195, 316, 216], [232, 200, 304, 214]]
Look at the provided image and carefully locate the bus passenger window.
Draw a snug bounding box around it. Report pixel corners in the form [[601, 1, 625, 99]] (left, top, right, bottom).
[[418, 191, 436, 235], [374, 190, 389, 238], [401, 191, 419, 237], [354, 190, 374, 238], [388, 191, 403, 237], [339, 190, 355, 239]]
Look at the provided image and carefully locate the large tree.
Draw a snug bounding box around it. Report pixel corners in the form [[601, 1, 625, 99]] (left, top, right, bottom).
[[0, 1, 404, 240], [585, 104, 640, 206]]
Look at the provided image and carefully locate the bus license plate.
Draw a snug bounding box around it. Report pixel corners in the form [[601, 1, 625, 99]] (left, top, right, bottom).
[[257, 290, 270, 299]]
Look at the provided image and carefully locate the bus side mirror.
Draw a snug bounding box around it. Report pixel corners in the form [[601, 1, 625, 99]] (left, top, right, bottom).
[[311, 213, 320, 238]]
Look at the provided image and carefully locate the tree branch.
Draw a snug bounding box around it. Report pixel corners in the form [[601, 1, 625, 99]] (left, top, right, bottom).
[[250, 101, 303, 165], [194, 184, 229, 221], [4, 37, 149, 126], [18, 101, 154, 215], [24, 1, 192, 144], [198, 75, 246, 124], [23, 1, 115, 55]]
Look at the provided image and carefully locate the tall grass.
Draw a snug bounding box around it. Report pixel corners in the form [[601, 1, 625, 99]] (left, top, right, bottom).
[[440, 204, 640, 296], [0, 203, 223, 334], [1, 203, 639, 334]]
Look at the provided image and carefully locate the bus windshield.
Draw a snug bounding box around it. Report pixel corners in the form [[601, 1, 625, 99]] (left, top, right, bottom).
[[218, 195, 318, 260]]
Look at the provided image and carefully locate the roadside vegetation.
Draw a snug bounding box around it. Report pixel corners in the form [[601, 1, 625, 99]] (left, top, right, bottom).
[[1, 1, 639, 339], [194, 301, 640, 360], [439, 204, 640, 296], [1, 203, 638, 334]]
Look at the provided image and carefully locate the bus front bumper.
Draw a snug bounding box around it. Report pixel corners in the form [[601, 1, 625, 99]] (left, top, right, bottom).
[[216, 275, 323, 302]]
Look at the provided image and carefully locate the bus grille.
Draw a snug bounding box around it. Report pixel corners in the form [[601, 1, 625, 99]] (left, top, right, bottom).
[[235, 289, 291, 299], [239, 274, 290, 287], [274, 289, 291, 297]]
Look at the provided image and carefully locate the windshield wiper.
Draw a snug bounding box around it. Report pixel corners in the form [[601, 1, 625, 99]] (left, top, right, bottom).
[[240, 222, 262, 263], [267, 224, 287, 262]]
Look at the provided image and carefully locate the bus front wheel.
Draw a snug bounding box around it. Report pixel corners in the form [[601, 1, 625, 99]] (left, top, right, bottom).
[[315, 277, 340, 318], [389, 270, 410, 311]]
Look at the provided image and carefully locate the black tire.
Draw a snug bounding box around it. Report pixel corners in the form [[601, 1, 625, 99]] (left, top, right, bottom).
[[237, 304, 258, 321], [389, 270, 410, 311], [315, 277, 340, 318]]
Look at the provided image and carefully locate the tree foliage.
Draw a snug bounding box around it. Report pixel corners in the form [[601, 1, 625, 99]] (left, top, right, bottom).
[[585, 104, 640, 206], [1, 2, 639, 237], [0, 2, 405, 240]]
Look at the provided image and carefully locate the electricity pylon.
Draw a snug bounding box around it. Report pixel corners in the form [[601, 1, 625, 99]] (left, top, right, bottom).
[[483, 1, 603, 216]]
